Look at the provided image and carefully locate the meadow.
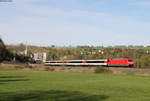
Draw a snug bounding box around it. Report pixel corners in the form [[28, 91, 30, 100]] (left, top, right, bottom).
[[0, 70, 150, 101]]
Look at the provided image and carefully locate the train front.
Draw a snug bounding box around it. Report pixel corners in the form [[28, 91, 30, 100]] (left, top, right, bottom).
[[128, 59, 134, 67]]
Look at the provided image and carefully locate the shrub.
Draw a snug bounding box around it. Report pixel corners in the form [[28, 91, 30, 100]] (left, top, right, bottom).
[[44, 67, 55, 71], [59, 67, 66, 70], [48, 68, 55, 71], [94, 67, 109, 73], [27, 65, 33, 69], [15, 65, 23, 69]]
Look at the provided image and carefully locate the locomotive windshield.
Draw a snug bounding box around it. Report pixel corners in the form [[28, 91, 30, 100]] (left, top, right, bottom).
[[111, 58, 124, 60], [128, 60, 133, 62]]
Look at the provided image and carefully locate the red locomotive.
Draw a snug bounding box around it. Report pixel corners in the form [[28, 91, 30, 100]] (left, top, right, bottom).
[[107, 58, 134, 67]]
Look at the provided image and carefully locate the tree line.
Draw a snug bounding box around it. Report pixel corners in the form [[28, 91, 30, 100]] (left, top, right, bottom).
[[6, 43, 150, 68], [0, 38, 33, 63], [46, 46, 150, 68]]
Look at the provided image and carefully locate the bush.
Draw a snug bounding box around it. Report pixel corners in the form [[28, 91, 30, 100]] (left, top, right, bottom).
[[44, 67, 55, 71], [15, 65, 25, 69], [25, 64, 33, 69], [48, 68, 55, 71], [94, 67, 109, 73], [59, 67, 66, 70]]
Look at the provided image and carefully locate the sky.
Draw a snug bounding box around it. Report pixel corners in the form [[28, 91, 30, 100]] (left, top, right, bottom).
[[0, 0, 150, 46]]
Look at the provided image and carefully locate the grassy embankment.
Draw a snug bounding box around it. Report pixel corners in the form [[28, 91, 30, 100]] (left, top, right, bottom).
[[0, 70, 150, 101]]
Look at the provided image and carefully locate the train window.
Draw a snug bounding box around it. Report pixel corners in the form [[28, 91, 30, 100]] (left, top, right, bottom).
[[68, 61, 82, 63], [111, 58, 124, 60], [128, 60, 133, 62], [86, 61, 105, 63]]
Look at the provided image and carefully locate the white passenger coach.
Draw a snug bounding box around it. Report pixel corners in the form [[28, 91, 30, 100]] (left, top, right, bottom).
[[45, 59, 108, 66]]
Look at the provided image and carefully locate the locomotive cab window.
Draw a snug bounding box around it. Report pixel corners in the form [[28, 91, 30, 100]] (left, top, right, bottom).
[[111, 58, 124, 60]]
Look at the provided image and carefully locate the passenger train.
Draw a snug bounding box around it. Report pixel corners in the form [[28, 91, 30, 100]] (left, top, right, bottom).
[[45, 58, 134, 67]]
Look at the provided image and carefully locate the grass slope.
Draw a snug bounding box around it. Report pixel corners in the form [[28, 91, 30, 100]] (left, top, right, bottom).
[[0, 70, 150, 101]]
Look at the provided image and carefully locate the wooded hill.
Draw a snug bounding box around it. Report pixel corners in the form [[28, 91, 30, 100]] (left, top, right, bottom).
[[0, 39, 33, 63], [0, 38, 14, 62], [6, 44, 150, 68]]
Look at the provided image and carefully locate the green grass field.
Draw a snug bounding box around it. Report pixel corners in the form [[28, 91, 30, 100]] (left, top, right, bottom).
[[0, 70, 150, 101]]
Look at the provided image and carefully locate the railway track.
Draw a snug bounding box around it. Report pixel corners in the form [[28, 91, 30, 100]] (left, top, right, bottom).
[[44, 64, 150, 71], [108, 67, 150, 71]]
